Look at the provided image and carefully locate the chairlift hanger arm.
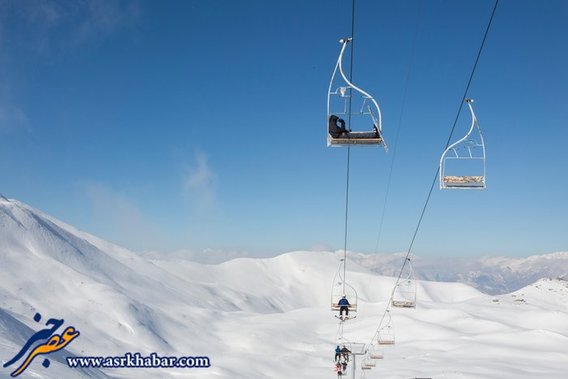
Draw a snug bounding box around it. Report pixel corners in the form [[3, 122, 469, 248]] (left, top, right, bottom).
[[335, 38, 384, 135], [443, 99, 479, 154], [439, 99, 483, 169]]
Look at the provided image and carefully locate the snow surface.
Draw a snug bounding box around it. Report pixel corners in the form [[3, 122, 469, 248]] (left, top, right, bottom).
[[1, 197, 567, 378]]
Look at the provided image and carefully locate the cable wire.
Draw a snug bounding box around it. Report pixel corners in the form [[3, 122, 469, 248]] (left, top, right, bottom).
[[342, 0, 356, 297], [374, 1, 423, 254]]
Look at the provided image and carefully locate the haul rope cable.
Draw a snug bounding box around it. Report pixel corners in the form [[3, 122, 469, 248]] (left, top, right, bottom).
[[373, 2, 423, 255], [334, 0, 357, 352], [341, 0, 356, 296]]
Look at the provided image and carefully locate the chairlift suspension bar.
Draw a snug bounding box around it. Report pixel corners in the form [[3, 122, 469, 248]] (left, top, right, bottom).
[[440, 100, 479, 165], [373, 0, 423, 256], [338, 41, 383, 135]]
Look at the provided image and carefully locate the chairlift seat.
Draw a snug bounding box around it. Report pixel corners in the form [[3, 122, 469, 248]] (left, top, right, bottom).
[[329, 133, 384, 146], [331, 303, 358, 312], [392, 300, 416, 308], [363, 359, 376, 367], [369, 352, 384, 360], [442, 175, 485, 189]]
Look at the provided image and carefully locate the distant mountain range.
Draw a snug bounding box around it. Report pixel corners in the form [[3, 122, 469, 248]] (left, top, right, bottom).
[[348, 250, 568, 295], [141, 247, 568, 296]]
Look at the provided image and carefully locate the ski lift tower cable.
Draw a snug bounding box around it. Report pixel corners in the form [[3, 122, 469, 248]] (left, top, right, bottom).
[[373, 2, 423, 255], [365, 0, 499, 354]]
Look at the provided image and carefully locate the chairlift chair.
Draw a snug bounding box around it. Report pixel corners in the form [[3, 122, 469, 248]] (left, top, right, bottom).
[[378, 311, 395, 345], [392, 258, 417, 308], [330, 260, 358, 314], [440, 99, 486, 189], [368, 344, 384, 360], [378, 326, 395, 345], [330, 282, 358, 314], [362, 357, 376, 368], [327, 38, 387, 149]]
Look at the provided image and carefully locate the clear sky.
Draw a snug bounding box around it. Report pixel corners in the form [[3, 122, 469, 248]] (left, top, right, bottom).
[[0, 0, 566, 258]]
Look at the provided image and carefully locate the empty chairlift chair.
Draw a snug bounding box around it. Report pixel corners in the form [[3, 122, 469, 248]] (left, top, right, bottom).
[[440, 98, 486, 189], [362, 357, 376, 368], [361, 362, 373, 370], [368, 344, 384, 360], [327, 38, 387, 149], [392, 258, 417, 308], [377, 311, 395, 345]]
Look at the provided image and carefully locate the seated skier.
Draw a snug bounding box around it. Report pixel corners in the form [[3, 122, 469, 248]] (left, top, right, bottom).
[[341, 345, 351, 362], [338, 295, 350, 318], [328, 115, 349, 138], [335, 362, 343, 377]]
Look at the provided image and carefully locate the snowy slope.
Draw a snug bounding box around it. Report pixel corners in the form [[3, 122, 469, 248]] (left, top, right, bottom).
[[1, 197, 567, 378]]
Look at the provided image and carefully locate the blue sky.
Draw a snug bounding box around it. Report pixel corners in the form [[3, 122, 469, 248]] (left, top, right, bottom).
[[0, 0, 566, 257]]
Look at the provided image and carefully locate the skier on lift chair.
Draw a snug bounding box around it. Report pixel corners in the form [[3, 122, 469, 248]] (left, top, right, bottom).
[[328, 115, 349, 138], [338, 295, 350, 319]]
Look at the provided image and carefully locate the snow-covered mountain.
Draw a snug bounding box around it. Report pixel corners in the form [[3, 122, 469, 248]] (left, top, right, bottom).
[[349, 251, 568, 295], [1, 197, 567, 378], [142, 246, 568, 296]]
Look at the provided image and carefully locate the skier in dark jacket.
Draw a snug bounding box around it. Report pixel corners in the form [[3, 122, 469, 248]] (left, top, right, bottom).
[[328, 115, 349, 138], [338, 295, 350, 317], [341, 345, 351, 362]]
